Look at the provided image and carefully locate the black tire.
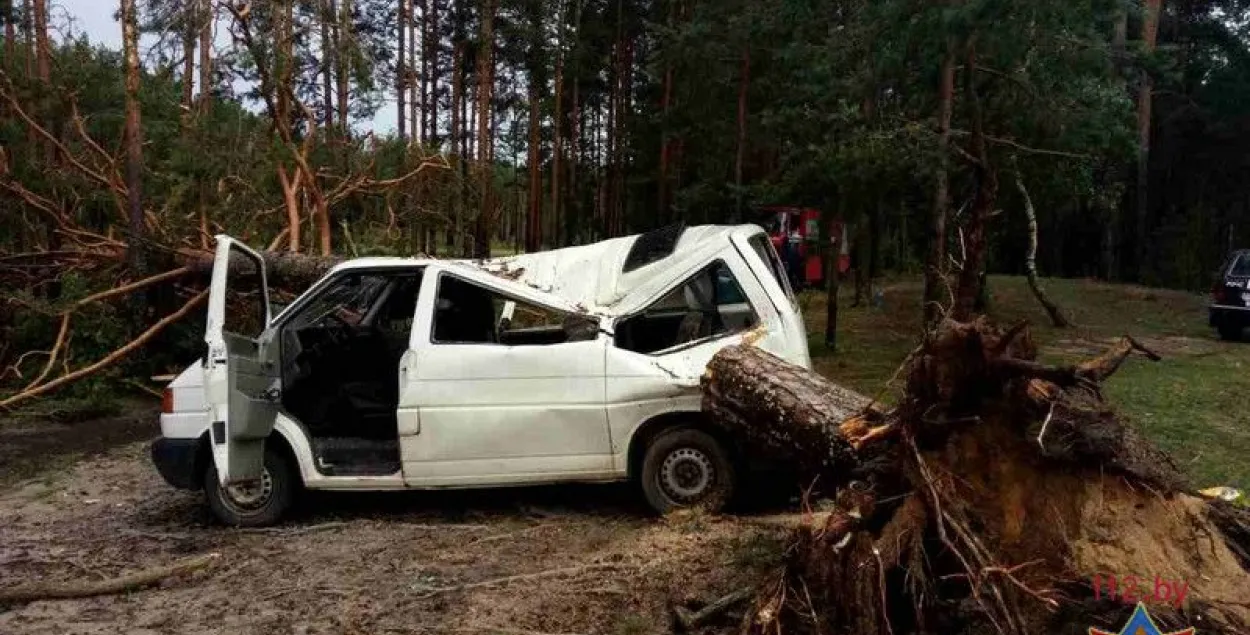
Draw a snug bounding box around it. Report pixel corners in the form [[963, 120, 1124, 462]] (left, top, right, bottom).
[[1218, 323, 1243, 342], [639, 427, 736, 515], [204, 448, 297, 527]]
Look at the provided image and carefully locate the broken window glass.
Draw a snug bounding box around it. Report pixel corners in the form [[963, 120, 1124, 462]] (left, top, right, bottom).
[[614, 261, 758, 354], [431, 274, 599, 345]]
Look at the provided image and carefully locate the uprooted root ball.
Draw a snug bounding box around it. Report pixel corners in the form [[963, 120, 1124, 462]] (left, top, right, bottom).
[[705, 318, 1250, 635]]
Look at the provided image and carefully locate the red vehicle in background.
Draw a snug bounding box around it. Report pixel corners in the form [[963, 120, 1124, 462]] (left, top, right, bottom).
[[754, 206, 849, 289]]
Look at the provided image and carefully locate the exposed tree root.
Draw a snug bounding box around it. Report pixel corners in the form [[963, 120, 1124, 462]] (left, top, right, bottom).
[[704, 317, 1250, 634]]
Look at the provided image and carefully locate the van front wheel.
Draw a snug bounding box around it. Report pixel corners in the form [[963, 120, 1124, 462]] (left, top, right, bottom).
[[640, 428, 735, 515], [204, 449, 296, 527]]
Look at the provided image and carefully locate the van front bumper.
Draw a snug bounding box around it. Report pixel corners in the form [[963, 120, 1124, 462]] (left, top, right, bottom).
[[150, 437, 202, 490]]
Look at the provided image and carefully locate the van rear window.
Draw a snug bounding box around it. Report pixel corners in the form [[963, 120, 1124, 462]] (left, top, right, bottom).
[[1230, 254, 1250, 277], [747, 234, 797, 307]]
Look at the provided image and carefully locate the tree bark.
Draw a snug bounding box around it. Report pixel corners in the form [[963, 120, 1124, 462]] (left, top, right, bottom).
[[951, 37, 996, 322], [1134, 0, 1163, 283], [198, 0, 213, 116], [473, 0, 495, 259], [180, 3, 196, 126], [2, 0, 13, 66], [1015, 172, 1070, 328], [336, 0, 352, 134], [551, 7, 564, 245], [526, 70, 542, 252], [398, 0, 408, 139], [701, 344, 877, 484], [734, 46, 750, 221], [30, 0, 49, 165], [275, 0, 294, 140], [278, 163, 303, 253], [322, 0, 336, 129], [824, 211, 841, 350], [408, 0, 419, 144], [425, 0, 438, 146], [922, 38, 957, 328], [121, 0, 145, 272]]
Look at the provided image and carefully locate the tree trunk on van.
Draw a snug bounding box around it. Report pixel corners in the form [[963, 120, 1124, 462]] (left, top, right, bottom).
[[700, 344, 883, 489]]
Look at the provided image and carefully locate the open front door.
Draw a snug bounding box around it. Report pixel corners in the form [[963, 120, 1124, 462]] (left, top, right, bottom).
[[204, 236, 279, 486]]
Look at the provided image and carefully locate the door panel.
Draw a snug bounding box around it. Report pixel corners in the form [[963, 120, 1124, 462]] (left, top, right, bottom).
[[204, 236, 278, 486], [399, 270, 613, 486]]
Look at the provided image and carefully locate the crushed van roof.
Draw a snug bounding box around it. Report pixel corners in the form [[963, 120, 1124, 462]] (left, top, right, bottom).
[[326, 224, 766, 316]]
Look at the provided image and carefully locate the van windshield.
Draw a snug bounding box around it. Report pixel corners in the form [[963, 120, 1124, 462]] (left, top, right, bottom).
[[747, 234, 797, 309]]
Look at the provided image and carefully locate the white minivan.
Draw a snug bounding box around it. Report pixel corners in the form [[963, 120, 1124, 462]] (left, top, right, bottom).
[[150, 223, 811, 526]]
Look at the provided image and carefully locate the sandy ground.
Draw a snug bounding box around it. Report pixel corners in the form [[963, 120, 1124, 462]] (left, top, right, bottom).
[[0, 413, 791, 635]]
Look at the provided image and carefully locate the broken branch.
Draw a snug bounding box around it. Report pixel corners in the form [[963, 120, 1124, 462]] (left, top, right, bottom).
[[0, 290, 208, 410], [0, 552, 220, 604]]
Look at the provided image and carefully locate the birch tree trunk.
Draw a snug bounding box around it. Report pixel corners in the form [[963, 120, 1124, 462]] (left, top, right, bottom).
[[1015, 172, 1070, 327]]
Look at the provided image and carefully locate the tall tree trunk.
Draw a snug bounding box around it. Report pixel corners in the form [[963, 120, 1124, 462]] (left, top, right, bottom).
[[951, 37, 997, 322], [1015, 171, 1070, 327], [614, 34, 632, 236], [21, 0, 31, 80], [336, 0, 352, 134], [196, 0, 214, 251], [275, 0, 294, 138], [551, 6, 564, 245], [30, 0, 49, 165], [526, 66, 542, 252], [734, 46, 750, 222], [451, 33, 465, 252], [322, 0, 336, 129], [180, 5, 196, 126], [1103, 5, 1128, 281], [824, 208, 841, 351], [3, 0, 13, 66], [1134, 0, 1163, 282], [922, 38, 956, 328], [409, 0, 419, 144], [473, 0, 495, 259], [398, 0, 408, 139], [425, 0, 439, 146], [657, 24, 674, 223], [121, 0, 144, 271], [198, 0, 213, 116], [568, 77, 580, 245]]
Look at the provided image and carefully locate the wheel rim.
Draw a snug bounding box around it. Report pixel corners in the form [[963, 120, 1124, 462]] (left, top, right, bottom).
[[658, 447, 715, 503], [220, 469, 274, 514]]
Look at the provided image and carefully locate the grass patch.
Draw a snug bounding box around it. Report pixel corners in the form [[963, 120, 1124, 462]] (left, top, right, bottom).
[[804, 275, 1250, 489]]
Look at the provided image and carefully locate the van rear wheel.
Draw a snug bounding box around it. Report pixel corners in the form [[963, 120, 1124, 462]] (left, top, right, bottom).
[[640, 428, 735, 514], [204, 449, 296, 527]]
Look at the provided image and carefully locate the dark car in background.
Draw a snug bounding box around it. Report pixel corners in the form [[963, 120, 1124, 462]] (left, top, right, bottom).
[[1210, 249, 1250, 341]]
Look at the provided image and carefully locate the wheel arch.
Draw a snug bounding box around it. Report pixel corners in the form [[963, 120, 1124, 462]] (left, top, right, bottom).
[[626, 410, 740, 480], [192, 427, 301, 488]]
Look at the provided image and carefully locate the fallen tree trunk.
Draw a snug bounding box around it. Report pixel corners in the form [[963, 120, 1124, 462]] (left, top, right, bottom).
[[702, 345, 885, 488], [702, 319, 1250, 635]]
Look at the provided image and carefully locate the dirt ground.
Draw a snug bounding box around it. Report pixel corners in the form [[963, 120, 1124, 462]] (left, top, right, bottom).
[[0, 412, 791, 635]]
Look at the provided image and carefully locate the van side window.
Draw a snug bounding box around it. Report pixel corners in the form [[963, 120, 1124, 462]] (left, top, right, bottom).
[[615, 261, 757, 354], [431, 274, 599, 346]]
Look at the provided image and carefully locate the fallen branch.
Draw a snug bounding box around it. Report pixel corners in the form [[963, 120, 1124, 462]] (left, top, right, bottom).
[[413, 562, 634, 598], [0, 290, 208, 410], [673, 586, 756, 631], [0, 552, 220, 604]]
